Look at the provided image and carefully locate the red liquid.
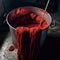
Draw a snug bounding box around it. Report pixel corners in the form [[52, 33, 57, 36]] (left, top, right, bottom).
[[9, 8, 49, 60]]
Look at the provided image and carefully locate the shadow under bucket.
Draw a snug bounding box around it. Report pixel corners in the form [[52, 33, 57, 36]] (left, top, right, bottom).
[[6, 6, 52, 47]]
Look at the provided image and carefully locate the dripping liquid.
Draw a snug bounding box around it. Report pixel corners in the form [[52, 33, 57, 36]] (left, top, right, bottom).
[[8, 8, 49, 60]]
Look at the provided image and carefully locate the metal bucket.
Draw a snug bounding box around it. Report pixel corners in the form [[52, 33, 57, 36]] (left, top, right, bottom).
[[6, 6, 52, 46]]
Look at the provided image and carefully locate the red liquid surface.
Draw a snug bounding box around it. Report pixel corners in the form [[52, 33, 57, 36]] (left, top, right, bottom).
[[9, 8, 49, 60]]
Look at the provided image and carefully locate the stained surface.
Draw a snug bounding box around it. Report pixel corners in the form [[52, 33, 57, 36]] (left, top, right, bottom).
[[0, 33, 18, 60]]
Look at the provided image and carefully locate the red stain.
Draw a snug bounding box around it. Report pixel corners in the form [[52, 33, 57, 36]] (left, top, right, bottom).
[[9, 8, 49, 60], [9, 45, 15, 51]]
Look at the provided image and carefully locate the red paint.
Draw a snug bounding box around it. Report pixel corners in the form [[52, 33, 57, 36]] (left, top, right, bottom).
[[15, 26, 40, 60], [9, 8, 49, 60]]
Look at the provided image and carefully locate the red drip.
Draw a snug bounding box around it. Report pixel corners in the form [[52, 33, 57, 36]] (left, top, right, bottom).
[[15, 25, 41, 60], [29, 26, 40, 60]]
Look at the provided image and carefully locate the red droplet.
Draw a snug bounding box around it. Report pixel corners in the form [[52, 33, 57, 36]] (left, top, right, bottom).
[[9, 45, 15, 51]]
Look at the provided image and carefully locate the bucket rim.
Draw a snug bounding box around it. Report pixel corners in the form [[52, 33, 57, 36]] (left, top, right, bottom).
[[6, 6, 52, 30]]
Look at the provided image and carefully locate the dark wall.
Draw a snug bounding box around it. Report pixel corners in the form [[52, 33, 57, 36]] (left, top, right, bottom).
[[2, 0, 59, 13]]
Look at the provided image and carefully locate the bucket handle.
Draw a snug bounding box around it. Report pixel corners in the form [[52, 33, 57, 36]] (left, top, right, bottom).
[[50, 19, 56, 28]]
